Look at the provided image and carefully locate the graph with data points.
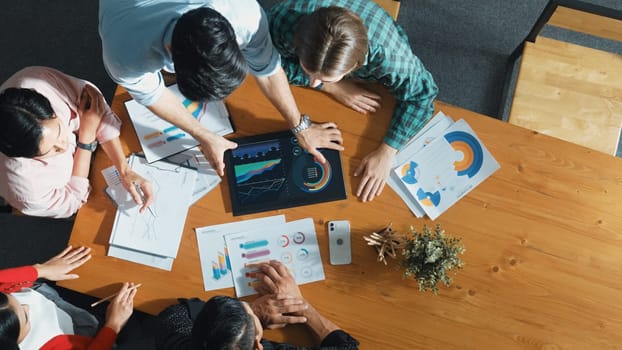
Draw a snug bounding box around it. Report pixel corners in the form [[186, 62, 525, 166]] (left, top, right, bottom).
[[224, 218, 325, 297], [195, 215, 286, 292], [393, 118, 499, 220]]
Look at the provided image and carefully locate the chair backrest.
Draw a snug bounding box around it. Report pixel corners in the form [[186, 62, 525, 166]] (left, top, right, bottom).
[[548, 6, 622, 42], [505, 2, 622, 155], [373, 0, 400, 20]]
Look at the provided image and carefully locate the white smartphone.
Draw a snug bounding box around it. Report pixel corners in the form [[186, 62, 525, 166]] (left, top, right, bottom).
[[328, 220, 352, 265]]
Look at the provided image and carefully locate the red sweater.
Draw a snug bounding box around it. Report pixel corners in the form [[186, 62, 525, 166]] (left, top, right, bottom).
[[0, 266, 117, 349]]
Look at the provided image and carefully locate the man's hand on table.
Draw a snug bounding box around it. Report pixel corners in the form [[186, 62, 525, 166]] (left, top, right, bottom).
[[296, 122, 344, 164], [354, 143, 397, 202], [251, 293, 308, 329], [248, 260, 303, 298], [195, 129, 238, 176]]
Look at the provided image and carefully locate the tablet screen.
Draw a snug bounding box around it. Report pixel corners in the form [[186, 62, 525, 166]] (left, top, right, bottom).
[[225, 130, 346, 215]]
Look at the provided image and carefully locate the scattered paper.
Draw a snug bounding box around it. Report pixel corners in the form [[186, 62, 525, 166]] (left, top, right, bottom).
[[164, 148, 221, 204], [392, 118, 500, 220], [124, 84, 233, 163], [388, 112, 454, 217]]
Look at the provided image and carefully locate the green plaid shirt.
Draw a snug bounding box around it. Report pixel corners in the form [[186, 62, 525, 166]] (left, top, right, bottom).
[[268, 0, 438, 150]]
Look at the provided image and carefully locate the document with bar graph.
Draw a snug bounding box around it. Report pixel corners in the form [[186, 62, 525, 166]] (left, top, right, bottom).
[[195, 215, 286, 292], [225, 218, 325, 297], [124, 84, 233, 163]]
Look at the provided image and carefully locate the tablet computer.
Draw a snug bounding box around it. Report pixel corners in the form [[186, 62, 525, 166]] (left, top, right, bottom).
[[225, 130, 346, 216]]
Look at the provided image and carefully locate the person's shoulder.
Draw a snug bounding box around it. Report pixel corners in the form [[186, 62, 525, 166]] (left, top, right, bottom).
[[157, 303, 193, 330], [1, 66, 65, 91], [3, 154, 71, 200], [155, 303, 194, 350]]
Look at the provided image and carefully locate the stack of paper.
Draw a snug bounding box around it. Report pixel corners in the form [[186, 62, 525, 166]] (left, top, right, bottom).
[[388, 112, 500, 220], [163, 148, 221, 205], [124, 84, 234, 163], [102, 154, 197, 270], [195, 216, 325, 297]]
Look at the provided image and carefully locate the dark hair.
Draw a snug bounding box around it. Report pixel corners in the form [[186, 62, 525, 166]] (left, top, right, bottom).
[[294, 6, 368, 77], [0, 87, 55, 158], [191, 296, 255, 350], [172, 7, 248, 102], [0, 293, 20, 350]]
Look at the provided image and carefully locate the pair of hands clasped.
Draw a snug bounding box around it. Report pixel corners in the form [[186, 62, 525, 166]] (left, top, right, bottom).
[[34, 246, 136, 333], [247, 260, 309, 329], [77, 85, 154, 213]]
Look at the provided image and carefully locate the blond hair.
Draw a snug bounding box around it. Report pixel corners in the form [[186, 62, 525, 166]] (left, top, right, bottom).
[[294, 6, 368, 77]]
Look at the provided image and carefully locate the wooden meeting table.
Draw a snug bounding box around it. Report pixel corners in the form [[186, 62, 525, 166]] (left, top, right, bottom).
[[59, 78, 622, 349]]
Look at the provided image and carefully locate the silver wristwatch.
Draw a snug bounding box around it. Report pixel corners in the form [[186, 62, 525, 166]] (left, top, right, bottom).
[[291, 114, 312, 134]]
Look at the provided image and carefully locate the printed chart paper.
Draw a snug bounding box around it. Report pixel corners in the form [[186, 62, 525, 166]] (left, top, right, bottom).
[[164, 148, 221, 204], [108, 155, 196, 264], [388, 112, 454, 217], [195, 215, 286, 292], [393, 119, 499, 220], [125, 84, 233, 163], [225, 218, 325, 297]]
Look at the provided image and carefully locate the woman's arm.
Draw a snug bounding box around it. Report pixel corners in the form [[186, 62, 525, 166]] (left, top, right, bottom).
[[0, 246, 91, 293], [0, 266, 38, 293], [99, 138, 154, 213]]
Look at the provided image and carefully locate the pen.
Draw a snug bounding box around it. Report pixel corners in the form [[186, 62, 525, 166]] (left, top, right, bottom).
[[90, 283, 142, 307], [133, 182, 156, 217]]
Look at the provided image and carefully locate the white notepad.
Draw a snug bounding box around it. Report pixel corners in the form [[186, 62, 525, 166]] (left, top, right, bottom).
[[107, 154, 197, 259]]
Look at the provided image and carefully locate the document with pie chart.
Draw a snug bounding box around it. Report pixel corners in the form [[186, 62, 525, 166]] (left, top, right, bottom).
[[224, 218, 325, 297], [393, 119, 500, 220]]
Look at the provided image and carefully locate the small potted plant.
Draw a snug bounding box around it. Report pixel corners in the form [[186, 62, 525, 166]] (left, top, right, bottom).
[[401, 224, 465, 293], [365, 223, 465, 293]]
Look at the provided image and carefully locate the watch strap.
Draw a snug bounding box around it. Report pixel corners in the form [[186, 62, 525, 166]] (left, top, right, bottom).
[[291, 114, 311, 134], [76, 140, 98, 152]]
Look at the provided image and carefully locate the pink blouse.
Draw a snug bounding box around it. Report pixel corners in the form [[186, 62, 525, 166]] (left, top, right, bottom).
[[0, 66, 121, 218]]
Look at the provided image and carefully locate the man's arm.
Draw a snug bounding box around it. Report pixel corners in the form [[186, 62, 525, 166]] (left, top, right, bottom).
[[250, 261, 358, 348], [146, 88, 237, 176], [253, 262, 338, 340], [254, 67, 344, 164]]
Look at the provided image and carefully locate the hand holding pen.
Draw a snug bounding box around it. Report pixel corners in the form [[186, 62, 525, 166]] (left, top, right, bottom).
[[118, 167, 155, 214], [133, 182, 156, 217]]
